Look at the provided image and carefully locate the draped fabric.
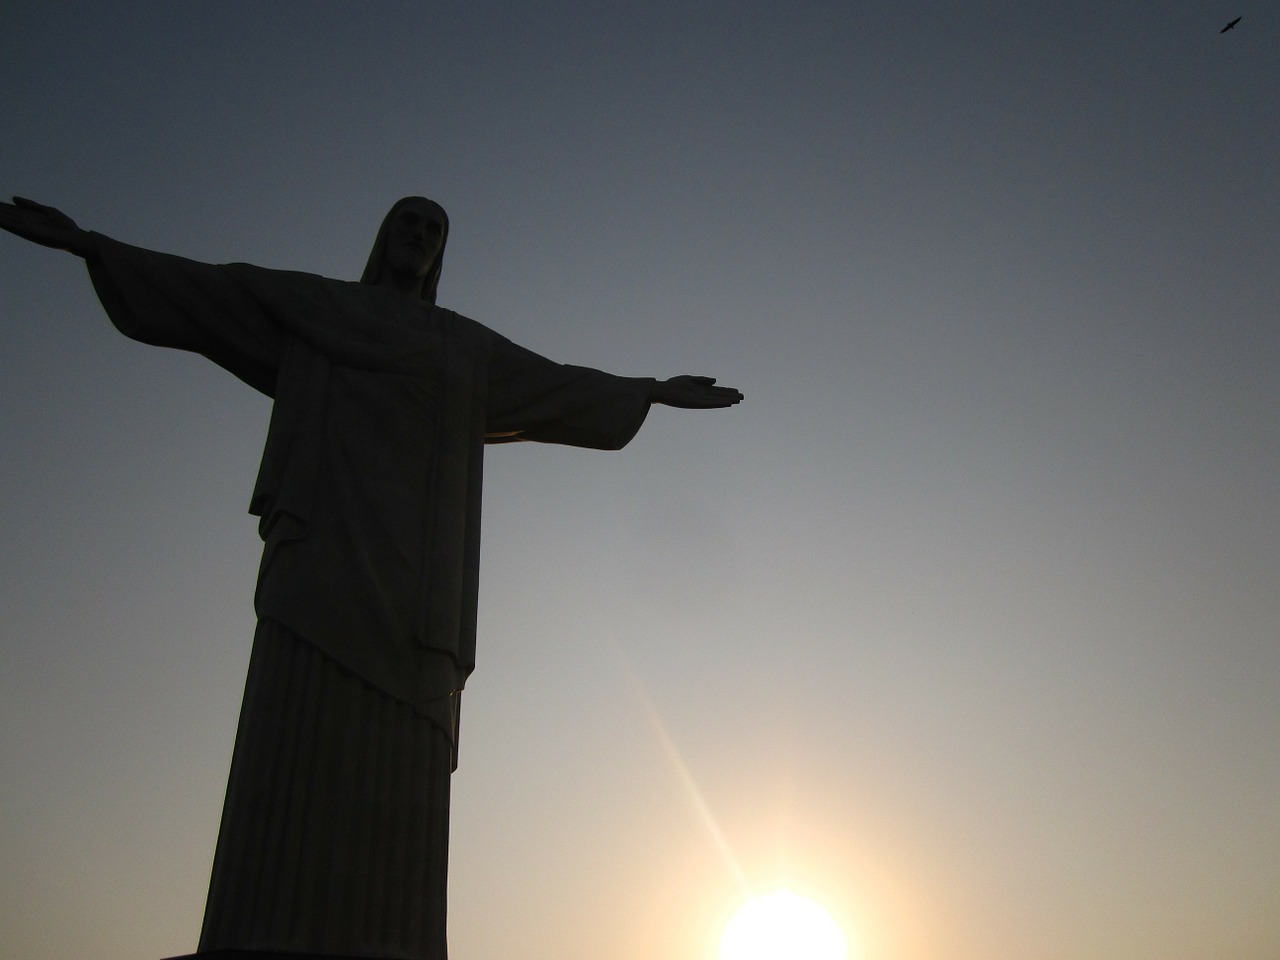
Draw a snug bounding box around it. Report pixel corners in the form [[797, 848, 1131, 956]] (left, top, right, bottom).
[[199, 621, 452, 960], [87, 234, 654, 743]]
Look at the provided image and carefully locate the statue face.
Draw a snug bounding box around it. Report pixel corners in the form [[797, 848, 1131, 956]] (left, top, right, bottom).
[[383, 200, 445, 280]]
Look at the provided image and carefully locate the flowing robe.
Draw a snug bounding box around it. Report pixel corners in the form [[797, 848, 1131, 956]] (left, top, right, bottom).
[[85, 235, 654, 958]]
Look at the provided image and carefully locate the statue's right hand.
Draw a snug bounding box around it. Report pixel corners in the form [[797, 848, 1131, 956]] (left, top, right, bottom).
[[0, 197, 92, 257]]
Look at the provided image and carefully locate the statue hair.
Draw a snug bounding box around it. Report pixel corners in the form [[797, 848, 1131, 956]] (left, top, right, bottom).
[[359, 196, 450, 304]]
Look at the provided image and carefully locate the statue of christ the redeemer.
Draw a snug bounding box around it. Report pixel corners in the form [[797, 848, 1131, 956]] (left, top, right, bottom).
[[0, 195, 742, 960]]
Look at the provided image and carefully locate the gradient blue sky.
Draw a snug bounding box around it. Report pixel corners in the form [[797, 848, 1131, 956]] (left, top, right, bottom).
[[2, 3, 1277, 959]]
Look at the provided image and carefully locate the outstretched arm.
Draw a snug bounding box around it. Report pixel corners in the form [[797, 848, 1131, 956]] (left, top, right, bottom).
[[0, 197, 94, 258], [3, 198, 282, 394], [650, 375, 743, 408], [486, 330, 742, 448]]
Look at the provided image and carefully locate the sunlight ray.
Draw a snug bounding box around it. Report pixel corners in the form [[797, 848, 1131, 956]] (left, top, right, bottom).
[[616, 647, 750, 894]]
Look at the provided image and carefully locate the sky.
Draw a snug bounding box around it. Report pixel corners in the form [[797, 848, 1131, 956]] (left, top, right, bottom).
[[1, 2, 1277, 959]]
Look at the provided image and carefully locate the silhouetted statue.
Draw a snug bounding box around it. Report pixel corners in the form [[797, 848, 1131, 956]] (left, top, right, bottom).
[[0, 196, 742, 960]]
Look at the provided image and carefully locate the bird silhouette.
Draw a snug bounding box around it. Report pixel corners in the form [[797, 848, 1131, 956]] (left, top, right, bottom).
[[1220, 16, 1242, 32]]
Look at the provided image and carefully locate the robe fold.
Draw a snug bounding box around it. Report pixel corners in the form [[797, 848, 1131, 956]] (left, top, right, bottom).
[[84, 234, 655, 959]]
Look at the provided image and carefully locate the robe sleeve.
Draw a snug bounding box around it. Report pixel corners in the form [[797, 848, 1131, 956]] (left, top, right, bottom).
[[86, 233, 284, 396], [484, 334, 655, 449]]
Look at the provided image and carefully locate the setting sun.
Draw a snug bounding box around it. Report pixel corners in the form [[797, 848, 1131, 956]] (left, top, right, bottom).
[[719, 888, 848, 960]]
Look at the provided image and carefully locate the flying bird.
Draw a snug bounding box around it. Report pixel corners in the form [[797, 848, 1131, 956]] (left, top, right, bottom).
[[1220, 16, 1242, 32]]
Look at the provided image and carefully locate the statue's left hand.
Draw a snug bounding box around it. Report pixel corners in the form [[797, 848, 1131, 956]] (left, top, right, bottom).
[[0, 197, 93, 257], [651, 375, 743, 408]]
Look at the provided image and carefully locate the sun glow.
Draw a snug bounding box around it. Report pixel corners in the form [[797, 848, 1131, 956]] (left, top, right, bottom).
[[719, 888, 848, 960]]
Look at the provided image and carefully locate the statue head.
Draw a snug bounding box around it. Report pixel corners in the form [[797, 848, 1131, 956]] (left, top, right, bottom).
[[360, 196, 450, 303]]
